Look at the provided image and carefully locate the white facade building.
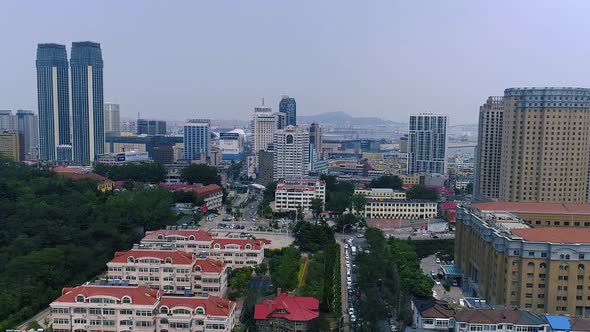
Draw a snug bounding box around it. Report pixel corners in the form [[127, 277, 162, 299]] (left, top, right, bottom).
[[274, 178, 326, 212], [354, 188, 406, 200], [273, 125, 310, 181], [106, 249, 227, 297], [49, 284, 237, 332], [407, 113, 448, 175], [140, 229, 269, 268], [104, 102, 121, 134]]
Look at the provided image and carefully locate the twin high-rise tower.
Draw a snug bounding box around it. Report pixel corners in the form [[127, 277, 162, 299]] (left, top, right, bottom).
[[36, 42, 104, 165]]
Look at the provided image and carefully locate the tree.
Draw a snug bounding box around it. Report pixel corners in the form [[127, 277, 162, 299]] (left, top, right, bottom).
[[310, 198, 324, 223], [180, 164, 221, 185], [94, 162, 166, 183], [326, 191, 352, 214], [254, 263, 268, 276], [406, 184, 439, 201], [351, 193, 367, 217], [336, 213, 357, 233], [369, 175, 403, 190]]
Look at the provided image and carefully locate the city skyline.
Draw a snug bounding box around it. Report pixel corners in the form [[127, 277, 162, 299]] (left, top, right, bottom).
[[4, 1, 590, 123]]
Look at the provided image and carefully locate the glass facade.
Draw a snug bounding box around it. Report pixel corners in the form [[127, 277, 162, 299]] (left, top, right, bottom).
[[408, 113, 448, 174], [279, 96, 296, 126], [70, 41, 104, 165], [36, 43, 70, 161], [184, 119, 211, 160]]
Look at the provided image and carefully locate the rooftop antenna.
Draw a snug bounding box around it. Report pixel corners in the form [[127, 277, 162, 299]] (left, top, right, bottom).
[[261, 97, 265, 107]]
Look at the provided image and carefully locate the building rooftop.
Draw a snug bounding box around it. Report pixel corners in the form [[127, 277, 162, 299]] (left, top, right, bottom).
[[53, 285, 159, 306], [110, 249, 194, 265], [143, 229, 214, 242], [413, 298, 455, 319], [473, 201, 590, 215], [194, 258, 226, 273], [254, 293, 319, 322], [512, 227, 590, 244], [454, 308, 547, 325], [159, 295, 234, 316]]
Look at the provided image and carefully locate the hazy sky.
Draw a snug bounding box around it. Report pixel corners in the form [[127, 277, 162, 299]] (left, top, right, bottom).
[[2, 0, 590, 124]]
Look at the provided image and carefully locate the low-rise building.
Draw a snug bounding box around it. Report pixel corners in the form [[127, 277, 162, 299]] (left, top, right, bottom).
[[411, 298, 455, 330], [453, 308, 549, 332], [49, 284, 237, 332], [274, 178, 326, 212], [96, 151, 152, 164], [50, 284, 160, 332], [354, 188, 406, 200], [161, 183, 223, 211], [140, 229, 270, 268], [106, 249, 227, 297], [362, 199, 437, 219], [254, 292, 320, 332], [53, 166, 114, 192], [157, 295, 236, 332]]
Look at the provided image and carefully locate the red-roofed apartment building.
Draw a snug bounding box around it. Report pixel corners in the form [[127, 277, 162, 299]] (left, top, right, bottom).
[[141, 229, 270, 268], [254, 292, 319, 332], [106, 249, 227, 297], [50, 284, 160, 332], [161, 183, 223, 210], [157, 295, 236, 331], [49, 284, 237, 332]]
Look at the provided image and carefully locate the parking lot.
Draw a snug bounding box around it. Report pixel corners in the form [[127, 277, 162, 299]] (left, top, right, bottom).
[[420, 254, 464, 304]]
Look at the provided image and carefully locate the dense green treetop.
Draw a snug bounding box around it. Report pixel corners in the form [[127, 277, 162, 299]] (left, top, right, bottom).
[[0, 159, 176, 329], [180, 164, 221, 186], [94, 162, 166, 183]]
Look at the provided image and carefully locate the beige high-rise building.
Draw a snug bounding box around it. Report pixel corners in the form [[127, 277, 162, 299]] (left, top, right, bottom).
[[499, 87, 590, 203], [0, 132, 21, 161], [474, 96, 504, 201]]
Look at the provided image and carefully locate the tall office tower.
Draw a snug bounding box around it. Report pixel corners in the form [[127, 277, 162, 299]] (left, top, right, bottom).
[[16, 110, 39, 160], [70, 41, 104, 165], [137, 119, 167, 135], [252, 109, 279, 153], [472, 97, 504, 201], [36, 43, 71, 161], [183, 119, 211, 160], [407, 113, 448, 175], [0, 110, 15, 131], [308, 122, 322, 161], [279, 95, 296, 126], [273, 125, 310, 181], [104, 103, 121, 134], [499, 87, 590, 203]]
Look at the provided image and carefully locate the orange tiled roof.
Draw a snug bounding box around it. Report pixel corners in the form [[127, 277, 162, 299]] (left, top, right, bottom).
[[54, 285, 159, 305], [512, 227, 590, 244], [159, 295, 234, 316], [473, 202, 590, 215]]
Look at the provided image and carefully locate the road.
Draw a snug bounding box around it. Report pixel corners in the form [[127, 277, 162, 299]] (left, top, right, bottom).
[[17, 307, 50, 330]]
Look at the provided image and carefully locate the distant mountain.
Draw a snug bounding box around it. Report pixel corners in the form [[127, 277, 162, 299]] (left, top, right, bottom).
[[298, 111, 404, 126]]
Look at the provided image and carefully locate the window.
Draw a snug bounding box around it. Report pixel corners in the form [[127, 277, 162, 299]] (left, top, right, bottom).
[[53, 318, 69, 325], [122, 296, 131, 304], [160, 307, 169, 314], [76, 295, 84, 303], [580, 254, 586, 259], [195, 307, 205, 315], [120, 309, 133, 315], [52, 308, 69, 314], [120, 320, 133, 326], [172, 308, 191, 315], [136, 321, 153, 327]]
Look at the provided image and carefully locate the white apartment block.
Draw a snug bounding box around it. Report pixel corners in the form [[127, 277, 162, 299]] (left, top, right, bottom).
[[362, 200, 437, 219], [252, 111, 279, 153], [50, 284, 236, 332], [50, 284, 160, 332], [354, 188, 406, 200], [407, 113, 448, 175], [274, 178, 326, 212], [273, 125, 310, 181], [106, 249, 227, 297], [157, 296, 236, 332], [139, 229, 269, 268]]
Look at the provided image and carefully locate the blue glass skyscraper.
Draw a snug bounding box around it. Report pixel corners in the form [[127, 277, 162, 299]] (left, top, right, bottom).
[[184, 119, 211, 160], [70, 41, 104, 165], [36, 43, 71, 161], [279, 95, 297, 126]]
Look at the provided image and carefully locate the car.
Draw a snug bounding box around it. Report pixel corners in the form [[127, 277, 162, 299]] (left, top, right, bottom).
[[435, 280, 441, 285], [435, 258, 441, 264], [459, 298, 465, 306], [350, 315, 356, 322]]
